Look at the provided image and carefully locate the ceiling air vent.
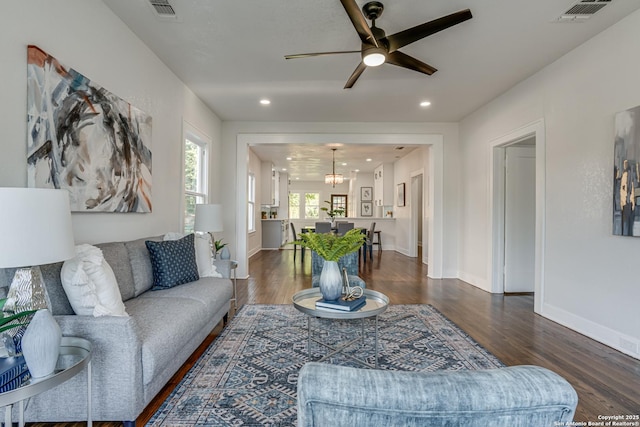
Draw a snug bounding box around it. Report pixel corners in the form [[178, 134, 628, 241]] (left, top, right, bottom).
[[555, 0, 612, 22], [148, 0, 178, 19]]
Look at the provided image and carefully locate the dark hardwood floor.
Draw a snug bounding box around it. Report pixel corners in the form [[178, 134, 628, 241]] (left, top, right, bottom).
[[33, 248, 639, 426]]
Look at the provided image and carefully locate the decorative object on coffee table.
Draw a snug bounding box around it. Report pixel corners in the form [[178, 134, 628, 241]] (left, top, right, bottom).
[[194, 203, 224, 258], [291, 229, 365, 301], [20, 309, 61, 378]]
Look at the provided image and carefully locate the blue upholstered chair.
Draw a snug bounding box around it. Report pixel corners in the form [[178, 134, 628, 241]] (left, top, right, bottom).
[[297, 363, 578, 427], [311, 251, 365, 289]]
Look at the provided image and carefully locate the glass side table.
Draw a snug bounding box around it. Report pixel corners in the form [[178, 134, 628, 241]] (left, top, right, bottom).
[[0, 336, 92, 427], [213, 259, 238, 309]]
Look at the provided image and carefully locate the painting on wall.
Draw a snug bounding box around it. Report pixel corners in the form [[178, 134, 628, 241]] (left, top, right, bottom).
[[361, 202, 372, 217], [26, 45, 152, 213], [397, 183, 405, 207], [613, 105, 640, 236], [361, 186, 372, 201]]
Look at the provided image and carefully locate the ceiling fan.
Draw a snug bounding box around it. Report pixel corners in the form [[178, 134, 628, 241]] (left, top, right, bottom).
[[285, 0, 472, 88]]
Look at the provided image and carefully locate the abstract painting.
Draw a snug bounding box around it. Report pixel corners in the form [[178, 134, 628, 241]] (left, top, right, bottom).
[[26, 45, 152, 213], [613, 105, 640, 236]]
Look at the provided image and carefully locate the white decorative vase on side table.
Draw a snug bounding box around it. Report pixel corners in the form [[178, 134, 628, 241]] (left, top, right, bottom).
[[21, 309, 62, 378]]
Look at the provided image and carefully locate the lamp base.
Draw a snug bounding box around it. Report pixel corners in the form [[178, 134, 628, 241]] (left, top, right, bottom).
[[4, 267, 51, 314]]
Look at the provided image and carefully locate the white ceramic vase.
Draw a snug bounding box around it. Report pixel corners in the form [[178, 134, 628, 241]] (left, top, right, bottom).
[[319, 260, 342, 301], [21, 309, 61, 378]]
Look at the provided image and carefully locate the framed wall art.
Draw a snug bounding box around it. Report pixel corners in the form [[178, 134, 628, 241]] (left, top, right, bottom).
[[26, 45, 153, 213], [361, 201, 373, 217], [361, 186, 372, 201], [397, 183, 405, 207], [613, 105, 640, 236]]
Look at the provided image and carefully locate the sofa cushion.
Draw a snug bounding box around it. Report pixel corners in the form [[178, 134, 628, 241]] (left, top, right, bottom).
[[145, 234, 200, 290], [125, 236, 162, 296], [97, 242, 136, 301], [60, 244, 128, 317], [123, 279, 231, 386]]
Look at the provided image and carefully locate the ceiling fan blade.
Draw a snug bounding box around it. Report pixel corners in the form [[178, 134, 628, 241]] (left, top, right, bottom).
[[384, 9, 472, 53], [285, 50, 361, 60], [340, 0, 379, 47], [344, 62, 367, 89], [386, 51, 437, 75]]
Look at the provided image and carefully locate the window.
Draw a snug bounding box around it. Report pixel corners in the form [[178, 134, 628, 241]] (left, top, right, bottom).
[[248, 173, 256, 232], [331, 194, 348, 217], [183, 129, 209, 233], [305, 192, 320, 219], [289, 192, 300, 219]]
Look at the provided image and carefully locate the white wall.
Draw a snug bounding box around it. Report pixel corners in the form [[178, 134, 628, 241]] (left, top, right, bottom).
[[394, 147, 429, 257], [0, 0, 221, 245], [459, 10, 640, 357]]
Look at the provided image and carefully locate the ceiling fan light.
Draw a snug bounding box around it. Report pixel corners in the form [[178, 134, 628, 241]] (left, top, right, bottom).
[[363, 47, 386, 67]]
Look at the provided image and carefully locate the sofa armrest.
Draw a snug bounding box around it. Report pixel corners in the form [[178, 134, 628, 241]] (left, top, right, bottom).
[[53, 314, 145, 420], [297, 363, 578, 427]]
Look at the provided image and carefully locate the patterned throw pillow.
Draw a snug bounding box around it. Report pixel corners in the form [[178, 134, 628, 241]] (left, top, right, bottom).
[[145, 234, 200, 290]]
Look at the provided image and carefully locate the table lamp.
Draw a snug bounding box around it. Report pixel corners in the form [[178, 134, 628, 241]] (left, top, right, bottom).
[[0, 188, 76, 313], [194, 203, 223, 257]]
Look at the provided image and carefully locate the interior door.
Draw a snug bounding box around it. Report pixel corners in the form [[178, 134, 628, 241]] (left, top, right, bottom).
[[504, 146, 536, 292]]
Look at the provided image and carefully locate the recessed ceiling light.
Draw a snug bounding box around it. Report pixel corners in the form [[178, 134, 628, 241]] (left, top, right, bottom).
[[366, 158, 372, 162], [282, 168, 287, 171], [420, 101, 431, 107], [260, 99, 271, 105], [355, 169, 360, 172], [295, 177, 299, 180], [341, 162, 347, 166], [286, 157, 292, 161]]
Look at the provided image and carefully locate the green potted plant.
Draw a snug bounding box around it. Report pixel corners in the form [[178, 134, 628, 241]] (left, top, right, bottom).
[[291, 229, 365, 300], [320, 201, 345, 223], [214, 238, 227, 259]]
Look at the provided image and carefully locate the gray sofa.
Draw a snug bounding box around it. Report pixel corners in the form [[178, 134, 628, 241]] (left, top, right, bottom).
[[0, 235, 233, 425], [298, 363, 578, 427]]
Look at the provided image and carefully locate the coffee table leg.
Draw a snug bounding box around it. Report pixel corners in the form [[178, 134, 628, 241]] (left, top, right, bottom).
[[88, 360, 92, 426], [374, 315, 379, 369], [307, 317, 311, 361]]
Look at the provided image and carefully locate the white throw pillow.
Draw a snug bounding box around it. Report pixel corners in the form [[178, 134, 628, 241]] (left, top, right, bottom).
[[164, 232, 218, 278], [61, 244, 128, 317]]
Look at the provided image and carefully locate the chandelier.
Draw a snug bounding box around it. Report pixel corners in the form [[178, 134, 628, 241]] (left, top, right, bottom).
[[325, 148, 344, 187]]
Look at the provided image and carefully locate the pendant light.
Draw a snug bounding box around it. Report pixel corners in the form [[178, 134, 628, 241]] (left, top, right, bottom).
[[324, 148, 344, 188]]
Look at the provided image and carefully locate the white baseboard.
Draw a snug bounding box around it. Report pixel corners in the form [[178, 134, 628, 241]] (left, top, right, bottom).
[[542, 302, 639, 360], [458, 271, 490, 292]]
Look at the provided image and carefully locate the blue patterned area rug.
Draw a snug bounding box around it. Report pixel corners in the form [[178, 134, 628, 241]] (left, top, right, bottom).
[[147, 304, 504, 426]]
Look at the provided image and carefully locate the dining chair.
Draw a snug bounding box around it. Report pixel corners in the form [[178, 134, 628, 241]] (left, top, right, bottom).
[[290, 222, 303, 262], [337, 222, 354, 236], [363, 222, 376, 261], [315, 222, 332, 234]]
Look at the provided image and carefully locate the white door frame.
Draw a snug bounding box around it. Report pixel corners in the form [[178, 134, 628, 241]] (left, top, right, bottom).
[[409, 170, 424, 259], [236, 133, 445, 278], [489, 120, 546, 313]]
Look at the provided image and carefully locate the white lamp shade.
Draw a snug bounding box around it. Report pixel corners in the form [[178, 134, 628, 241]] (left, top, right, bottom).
[[194, 204, 223, 233], [0, 188, 75, 268]]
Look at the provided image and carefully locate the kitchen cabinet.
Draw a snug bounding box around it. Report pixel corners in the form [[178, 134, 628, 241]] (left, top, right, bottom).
[[262, 219, 288, 249], [373, 163, 394, 206], [261, 161, 280, 206]]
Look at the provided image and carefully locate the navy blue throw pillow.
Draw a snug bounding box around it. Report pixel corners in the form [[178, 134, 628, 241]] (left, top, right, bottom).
[[145, 234, 200, 290]]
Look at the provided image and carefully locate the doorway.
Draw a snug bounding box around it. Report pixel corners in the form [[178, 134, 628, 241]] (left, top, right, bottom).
[[490, 120, 546, 313]]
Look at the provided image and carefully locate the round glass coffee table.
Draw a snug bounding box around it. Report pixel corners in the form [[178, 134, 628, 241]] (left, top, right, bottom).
[[0, 336, 92, 427], [293, 288, 389, 368]]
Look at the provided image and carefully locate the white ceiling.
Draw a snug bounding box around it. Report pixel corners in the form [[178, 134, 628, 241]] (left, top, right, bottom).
[[102, 0, 640, 179]]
